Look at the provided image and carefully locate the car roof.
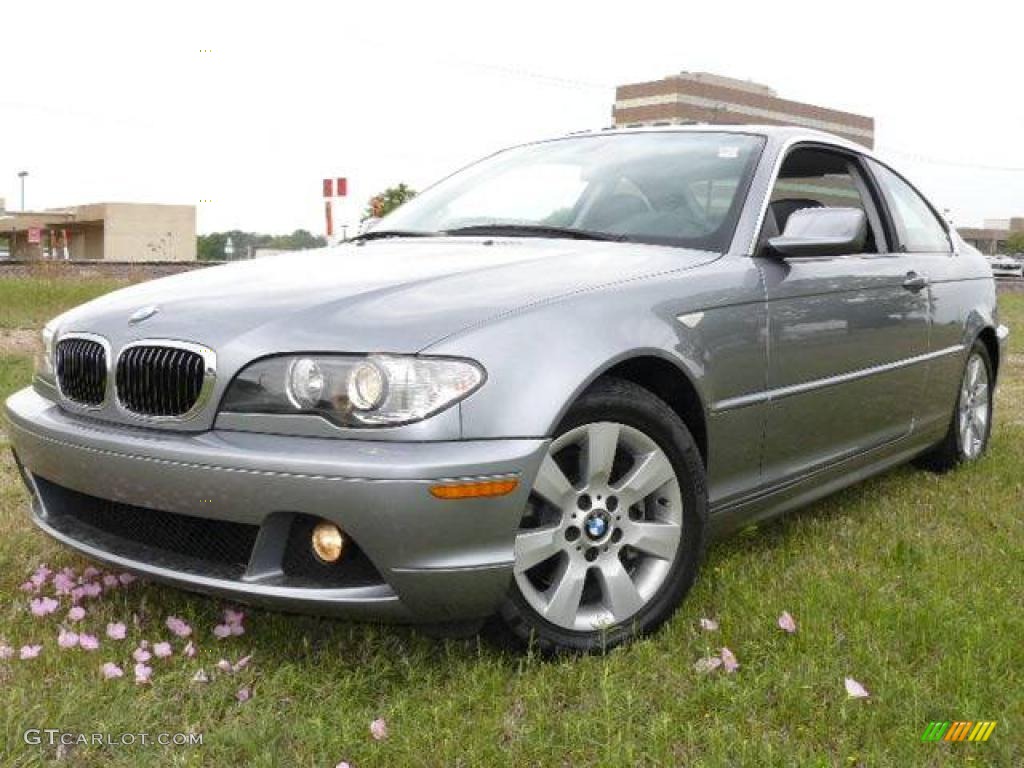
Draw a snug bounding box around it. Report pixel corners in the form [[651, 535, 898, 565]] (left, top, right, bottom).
[[551, 123, 873, 157]]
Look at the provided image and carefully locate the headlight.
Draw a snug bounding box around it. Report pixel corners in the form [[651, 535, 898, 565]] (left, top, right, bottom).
[[221, 354, 484, 427], [36, 323, 57, 381]]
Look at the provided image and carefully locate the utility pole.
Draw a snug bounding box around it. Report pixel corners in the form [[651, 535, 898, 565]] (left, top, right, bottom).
[[17, 171, 28, 210]]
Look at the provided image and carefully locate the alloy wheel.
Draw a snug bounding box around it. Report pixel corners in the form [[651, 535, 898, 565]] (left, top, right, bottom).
[[513, 421, 683, 632], [958, 352, 990, 460]]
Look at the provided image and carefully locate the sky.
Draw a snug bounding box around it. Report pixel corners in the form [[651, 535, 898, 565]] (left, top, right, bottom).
[[2, 0, 1023, 235]]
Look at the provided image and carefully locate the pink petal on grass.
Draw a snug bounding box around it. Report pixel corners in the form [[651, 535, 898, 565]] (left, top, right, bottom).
[[102, 573, 120, 589], [153, 642, 172, 659], [31, 564, 53, 586], [166, 616, 192, 638], [694, 656, 723, 674], [0, 644, 13, 659], [232, 654, 252, 672], [370, 718, 388, 741], [20, 645, 43, 659], [106, 622, 127, 640], [223, 608, 245, 626], [229, 624, 244, 637], [336, 763, 352, 768], [53, 572, 75, 595], [78, 634, 100, 651], [192, 669, 209, 683], [118, 573, 137, 586], [720, 647, 739, 673], [81, 583, 102, 599], [215, 659, 232, 673], [183, 641, 197, 658], [102, 662, 124, 680], [236, 686, 251, 703], [30, 597, 59, 617], [213, 624, 232, 639], [778, 611, 797, 634], [20, 581, 39, 593], [844, 677, 870, 699], [134, 662, 152, 684], [132, 646, 152, 663], [58, 629, 79, 649], [67, 606, 86, 622], [82, 566, 101, 580], [699, 617, 719, 632]]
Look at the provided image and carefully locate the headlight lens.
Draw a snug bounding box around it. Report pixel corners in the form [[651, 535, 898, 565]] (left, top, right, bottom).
[[222, 354, 484, 427], [347, 360, 387, 411], [286, 358, 325, 409], [36, 323, 57, 381]]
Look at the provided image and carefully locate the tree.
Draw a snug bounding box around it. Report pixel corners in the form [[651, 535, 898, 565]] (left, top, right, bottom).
[[1006, 231, 1024, 255], [363, 183, 417, 220], [196, 229, 327, 261]]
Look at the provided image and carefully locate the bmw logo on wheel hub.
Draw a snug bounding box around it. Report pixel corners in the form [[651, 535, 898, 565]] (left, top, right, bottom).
[[584, 509, 611, 541]]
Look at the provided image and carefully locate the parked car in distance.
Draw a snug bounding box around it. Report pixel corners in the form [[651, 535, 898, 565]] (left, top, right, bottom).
[[5, 126, 1009, 653], [988, 254, 1024, 279]]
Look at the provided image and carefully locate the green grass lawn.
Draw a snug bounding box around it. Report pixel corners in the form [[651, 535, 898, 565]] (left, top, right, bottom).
[[0, 284, 1021, 767], [0, 276, 128, 330]]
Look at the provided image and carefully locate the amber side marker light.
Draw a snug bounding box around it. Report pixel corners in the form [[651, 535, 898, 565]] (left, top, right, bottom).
[[311, 521, 347, 563], [430, 478, 519, 500]]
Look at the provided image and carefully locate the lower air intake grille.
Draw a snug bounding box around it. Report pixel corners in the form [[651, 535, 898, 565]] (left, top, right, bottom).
[[35, 477, 259, 579]]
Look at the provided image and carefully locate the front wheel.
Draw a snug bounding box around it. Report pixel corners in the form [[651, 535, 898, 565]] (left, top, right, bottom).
[[497, 378, 707, 653], [915, 340, 994, 473]]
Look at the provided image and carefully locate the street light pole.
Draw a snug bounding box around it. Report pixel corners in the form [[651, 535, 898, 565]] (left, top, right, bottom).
[[17, 171, 28, 210]]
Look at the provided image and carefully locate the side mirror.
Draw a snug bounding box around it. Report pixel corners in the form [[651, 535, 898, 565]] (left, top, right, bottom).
[[768, 207, 867, 258], [359, 217, 382, 235]]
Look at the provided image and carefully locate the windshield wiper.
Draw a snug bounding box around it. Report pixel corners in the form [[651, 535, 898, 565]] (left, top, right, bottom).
[[352, 229, 442, 241], [443, 224, 627, 242]]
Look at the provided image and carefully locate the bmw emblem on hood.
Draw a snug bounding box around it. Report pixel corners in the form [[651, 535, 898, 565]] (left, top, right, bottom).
[[129, 305, 160, 324]]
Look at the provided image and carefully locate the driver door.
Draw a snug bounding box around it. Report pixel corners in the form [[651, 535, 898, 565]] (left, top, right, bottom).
[[755, 146, 931, 484]]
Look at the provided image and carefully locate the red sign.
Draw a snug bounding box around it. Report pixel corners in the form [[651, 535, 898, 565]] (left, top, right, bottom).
[[323, 178, 333, 198], [27, 227, 41, 244], [336, 177, 347, 197]]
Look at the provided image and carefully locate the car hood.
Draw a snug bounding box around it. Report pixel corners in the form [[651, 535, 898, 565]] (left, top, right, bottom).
[[56, 238, 719, 354]]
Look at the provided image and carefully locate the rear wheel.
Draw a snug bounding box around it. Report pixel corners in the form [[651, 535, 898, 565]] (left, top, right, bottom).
[[497, 378, 707, 653], [916, 341, 994, 473]]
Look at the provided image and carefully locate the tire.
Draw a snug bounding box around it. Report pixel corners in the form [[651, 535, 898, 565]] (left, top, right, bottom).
[[497, 377, 708, 654], [915, 340, 995, 473]]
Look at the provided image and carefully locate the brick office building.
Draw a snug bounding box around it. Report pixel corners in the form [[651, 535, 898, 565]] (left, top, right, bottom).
[[613, 71, 875, 148]]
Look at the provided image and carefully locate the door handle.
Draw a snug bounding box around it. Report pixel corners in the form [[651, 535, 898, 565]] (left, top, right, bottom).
[[902, 272, 929, 292]]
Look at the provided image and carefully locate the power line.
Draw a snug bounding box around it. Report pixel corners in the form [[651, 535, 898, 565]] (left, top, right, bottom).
[[875, 145, 1024, 173]]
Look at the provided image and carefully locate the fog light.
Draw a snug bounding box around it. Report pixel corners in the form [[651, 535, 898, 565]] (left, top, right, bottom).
[[311, 521, 346, 563]]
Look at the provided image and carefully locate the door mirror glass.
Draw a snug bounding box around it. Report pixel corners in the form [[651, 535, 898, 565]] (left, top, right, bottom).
[[359, 217, 382, 235], [768, 207, 867, 258]]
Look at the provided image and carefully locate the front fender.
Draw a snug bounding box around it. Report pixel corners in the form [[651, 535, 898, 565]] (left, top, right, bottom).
[[429, 261, 766, 440]]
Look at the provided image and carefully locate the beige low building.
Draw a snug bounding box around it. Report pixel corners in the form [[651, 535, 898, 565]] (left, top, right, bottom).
[[0, 202, 195, 261], [957, 217, 1024, 255]]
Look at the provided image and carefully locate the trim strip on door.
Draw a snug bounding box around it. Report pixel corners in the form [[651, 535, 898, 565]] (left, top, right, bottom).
[[711, 344, 964, 413]]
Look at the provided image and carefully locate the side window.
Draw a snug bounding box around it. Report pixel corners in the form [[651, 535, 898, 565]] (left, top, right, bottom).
[[763, 147, 881, 253], [868, 161, 950, 253]]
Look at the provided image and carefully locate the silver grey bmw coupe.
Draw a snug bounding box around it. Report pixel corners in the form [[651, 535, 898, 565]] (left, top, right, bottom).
[[5, 126, 1008, 652]]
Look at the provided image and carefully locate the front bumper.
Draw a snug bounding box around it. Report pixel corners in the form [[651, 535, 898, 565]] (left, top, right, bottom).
[[4, 387, 547, 622]]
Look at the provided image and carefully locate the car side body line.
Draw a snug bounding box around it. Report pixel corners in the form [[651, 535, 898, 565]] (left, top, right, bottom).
[[711, 344, 966, 412]]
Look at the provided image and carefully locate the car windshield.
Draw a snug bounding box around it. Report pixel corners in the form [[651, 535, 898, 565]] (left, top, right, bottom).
[[376, 132, 766, 252]]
